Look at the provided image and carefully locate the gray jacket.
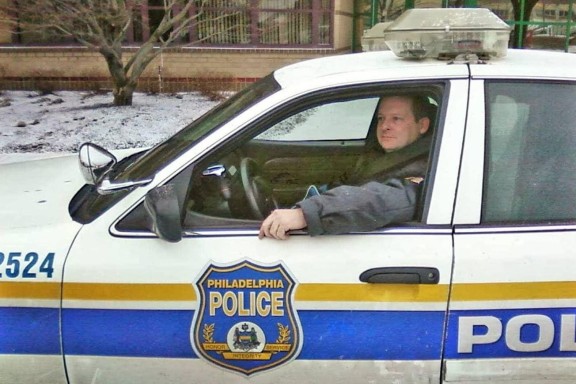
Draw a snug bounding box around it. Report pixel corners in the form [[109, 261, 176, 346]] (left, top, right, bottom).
[[296, 137, 429, 236]]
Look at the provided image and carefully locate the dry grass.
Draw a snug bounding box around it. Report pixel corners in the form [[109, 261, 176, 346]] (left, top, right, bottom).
[[190, 71, 235, 101]]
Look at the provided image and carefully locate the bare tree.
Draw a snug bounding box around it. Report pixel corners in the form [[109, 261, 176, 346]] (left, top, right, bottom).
[[2, 0, 236, 105], [379, 0, 401, 22]]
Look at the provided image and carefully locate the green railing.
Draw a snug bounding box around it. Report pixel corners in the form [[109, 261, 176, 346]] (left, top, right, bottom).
[[511, 0, 575, 51]]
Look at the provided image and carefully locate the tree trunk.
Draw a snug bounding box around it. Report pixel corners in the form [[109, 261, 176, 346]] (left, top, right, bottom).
[[99, 46, 137, 106], [113, 84, 135, 106]]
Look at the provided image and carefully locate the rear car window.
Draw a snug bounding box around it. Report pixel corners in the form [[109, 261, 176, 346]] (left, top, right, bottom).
[[483, 81, 576, 223]]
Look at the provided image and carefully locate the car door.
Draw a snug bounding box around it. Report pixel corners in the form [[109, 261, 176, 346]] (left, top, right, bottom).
[[445, 79, 576, 382], [61, 79, 468, 384]]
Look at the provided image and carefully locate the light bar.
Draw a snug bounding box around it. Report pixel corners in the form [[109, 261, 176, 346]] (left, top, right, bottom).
[[383, 8, 511, 59]]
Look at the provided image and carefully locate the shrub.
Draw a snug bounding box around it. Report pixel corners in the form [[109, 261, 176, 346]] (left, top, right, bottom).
[[28, 69, 65, 95], [190, 71, 234, 101]]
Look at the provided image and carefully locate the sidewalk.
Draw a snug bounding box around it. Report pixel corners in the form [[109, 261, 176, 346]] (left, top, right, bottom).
[[0, 152, 73, 164], [0, 147, 144, 165]]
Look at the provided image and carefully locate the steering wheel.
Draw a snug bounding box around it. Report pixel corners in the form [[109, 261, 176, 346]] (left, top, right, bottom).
[[239, 157, 278, 219]]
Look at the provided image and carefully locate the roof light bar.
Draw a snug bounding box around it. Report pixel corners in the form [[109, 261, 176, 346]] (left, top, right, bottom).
[[383, 8, 511, 60]]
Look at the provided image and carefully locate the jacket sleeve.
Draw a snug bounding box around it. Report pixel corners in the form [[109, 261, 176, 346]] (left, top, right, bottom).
[[295, 178, 421, 236]]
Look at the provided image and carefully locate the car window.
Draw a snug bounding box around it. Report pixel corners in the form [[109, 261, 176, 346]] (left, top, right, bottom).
[[112, 74, 280, 183], [255, 98, 378, 141], [483, 81, 576, 223], [180, 84, 444, 231]]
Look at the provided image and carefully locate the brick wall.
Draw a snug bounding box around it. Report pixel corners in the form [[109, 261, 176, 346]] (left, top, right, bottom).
[[0, 1, 354, 92], [0, 47, 351, 92]]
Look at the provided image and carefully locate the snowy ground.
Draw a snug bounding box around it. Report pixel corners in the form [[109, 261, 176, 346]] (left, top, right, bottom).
[[0, 90, 219, 163]]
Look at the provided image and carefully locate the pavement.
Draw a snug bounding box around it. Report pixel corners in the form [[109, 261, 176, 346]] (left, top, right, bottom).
[[0, 152, 72, 164]]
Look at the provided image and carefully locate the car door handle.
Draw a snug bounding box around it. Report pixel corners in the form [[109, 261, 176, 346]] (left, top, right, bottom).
[[359, 267, 439, 284]]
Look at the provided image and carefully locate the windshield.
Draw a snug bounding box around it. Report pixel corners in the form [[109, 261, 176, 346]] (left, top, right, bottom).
[[112, 74, 280, 183], [70, 74, 280, 224]]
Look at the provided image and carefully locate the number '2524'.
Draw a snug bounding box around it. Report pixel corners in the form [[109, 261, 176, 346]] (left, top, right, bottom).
[[0, 252, 55, 279]]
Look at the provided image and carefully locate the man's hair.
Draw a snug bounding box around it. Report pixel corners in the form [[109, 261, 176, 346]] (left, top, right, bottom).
[[409, 95, 436, 122], [383, 94, 436, 122]]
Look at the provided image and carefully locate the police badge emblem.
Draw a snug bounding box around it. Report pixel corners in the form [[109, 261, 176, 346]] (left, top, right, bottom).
[[191, 260, 302, 375]]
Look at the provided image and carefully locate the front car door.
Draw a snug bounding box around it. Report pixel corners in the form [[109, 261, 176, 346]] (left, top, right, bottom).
[[445, 77, 576, 382], [61, 76, 469, 384]]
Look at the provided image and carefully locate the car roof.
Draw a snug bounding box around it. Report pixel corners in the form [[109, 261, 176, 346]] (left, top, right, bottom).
[[470, 49, 576, 80], [272, 50, 468, 90], [272, 49, 576, 90]]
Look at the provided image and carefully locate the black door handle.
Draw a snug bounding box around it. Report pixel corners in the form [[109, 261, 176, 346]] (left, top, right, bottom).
[[359, 267, 439, 284]]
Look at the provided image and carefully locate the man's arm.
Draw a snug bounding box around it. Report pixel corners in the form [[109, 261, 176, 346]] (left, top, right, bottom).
[[258, 178, 422, 239], [296, 178, 422, 236]]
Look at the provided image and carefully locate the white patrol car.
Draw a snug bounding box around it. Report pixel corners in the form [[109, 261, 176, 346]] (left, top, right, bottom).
[[1, 8, 576, 384]]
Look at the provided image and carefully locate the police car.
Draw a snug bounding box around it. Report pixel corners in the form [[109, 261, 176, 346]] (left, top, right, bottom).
[[1, 8, 576, 384]]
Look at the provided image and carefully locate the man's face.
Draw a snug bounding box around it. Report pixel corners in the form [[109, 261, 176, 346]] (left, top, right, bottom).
[[376, 96, 430, 152]]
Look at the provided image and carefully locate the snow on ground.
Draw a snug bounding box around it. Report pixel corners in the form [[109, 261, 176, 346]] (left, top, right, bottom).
[[0, 90, 219, 163]]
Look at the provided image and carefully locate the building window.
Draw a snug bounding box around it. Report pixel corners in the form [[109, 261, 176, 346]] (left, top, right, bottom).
[[194, 0, 252, 45], [127, 0, 332, 47]]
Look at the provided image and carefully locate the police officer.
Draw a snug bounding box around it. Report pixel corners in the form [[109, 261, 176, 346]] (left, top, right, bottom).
[[259, 95, 433, 240]]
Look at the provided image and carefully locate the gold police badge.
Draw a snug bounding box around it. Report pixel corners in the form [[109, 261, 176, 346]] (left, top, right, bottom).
[[191, 260, 302, 375]]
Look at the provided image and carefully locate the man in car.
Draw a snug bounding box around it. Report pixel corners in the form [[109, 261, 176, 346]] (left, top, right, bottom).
[[258, 94, 434, 240]]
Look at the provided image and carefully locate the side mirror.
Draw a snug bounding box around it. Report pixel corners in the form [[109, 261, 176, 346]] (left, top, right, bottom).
[[79, 143, 153, 194], [144, 184, 182, 243], [79, 142, 117, 185]]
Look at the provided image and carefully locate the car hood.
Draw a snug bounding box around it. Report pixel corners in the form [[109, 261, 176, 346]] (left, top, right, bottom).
[[0, 154, 86, 230]]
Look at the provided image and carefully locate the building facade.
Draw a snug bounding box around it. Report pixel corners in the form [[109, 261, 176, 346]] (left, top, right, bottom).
[[0, 0, 574, 92], [0, 1, 356, 92]]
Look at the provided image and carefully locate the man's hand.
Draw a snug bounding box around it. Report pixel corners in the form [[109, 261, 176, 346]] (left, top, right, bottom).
[[259, 209, 307, 240]]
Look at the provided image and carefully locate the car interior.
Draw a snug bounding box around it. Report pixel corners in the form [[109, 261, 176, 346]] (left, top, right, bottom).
[[116, 84, 444, 234], [182, 87, 442, 230]]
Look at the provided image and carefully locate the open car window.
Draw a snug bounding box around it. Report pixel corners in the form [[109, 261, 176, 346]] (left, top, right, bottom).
[[180, 83, 444, 232]]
